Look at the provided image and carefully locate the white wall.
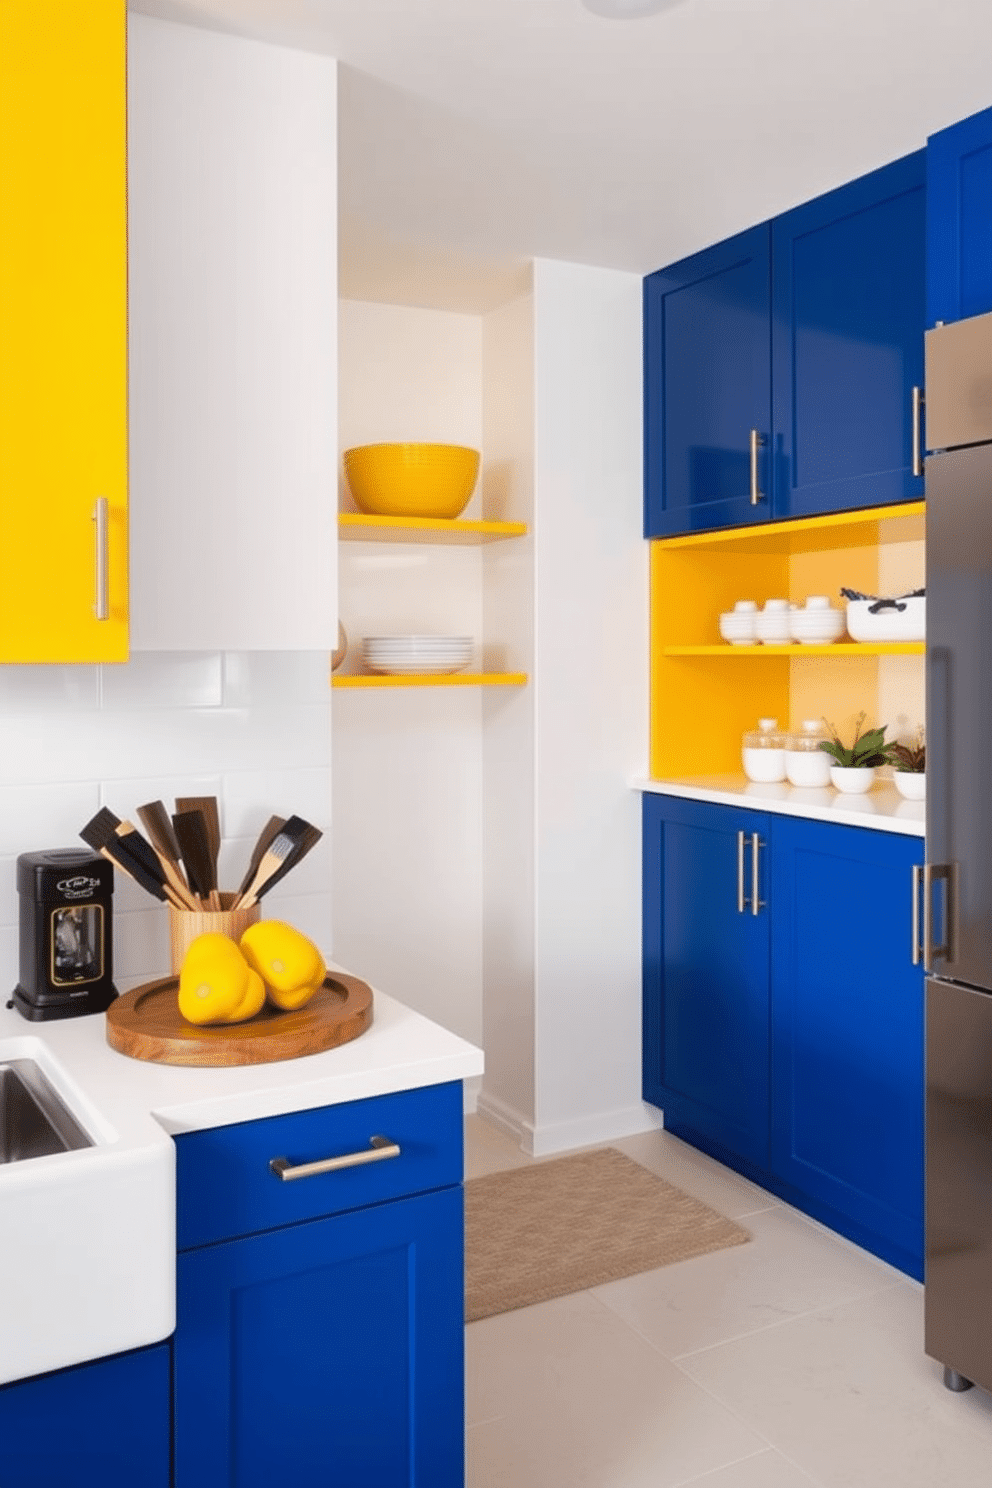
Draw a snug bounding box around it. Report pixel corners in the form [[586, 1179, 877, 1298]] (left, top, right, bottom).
[[0, 653, 332, 995], [478, 261, 656, 1155], [332, 302, 485, 1056]]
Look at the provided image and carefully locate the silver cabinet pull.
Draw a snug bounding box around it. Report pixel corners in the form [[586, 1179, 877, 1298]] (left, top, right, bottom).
[[911, 863, 922, 966], [269, 1134, 400, 1182], [749, 429, 766, 506], [912, 386, 924, 477], [736, 831, 746, 914], [92, 497, 109, 621], [923, 862, 957, 972], [750, 833, 765, 915]]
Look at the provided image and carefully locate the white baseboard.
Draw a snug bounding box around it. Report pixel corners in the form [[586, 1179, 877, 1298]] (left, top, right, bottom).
[[475, 1091, 664, 1158]]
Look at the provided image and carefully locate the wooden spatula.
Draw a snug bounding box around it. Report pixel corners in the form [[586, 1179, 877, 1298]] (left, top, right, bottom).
[[80, 808, 184, 908], [172, 810, 216, 907], [137, 801, 197, 908], [176, 796, 222, 908], [234, 814, 286, 901]]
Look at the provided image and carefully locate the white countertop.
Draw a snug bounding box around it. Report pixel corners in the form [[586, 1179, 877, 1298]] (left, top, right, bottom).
[[634, 774, 925, 837], [0, 965, 483, 1386]]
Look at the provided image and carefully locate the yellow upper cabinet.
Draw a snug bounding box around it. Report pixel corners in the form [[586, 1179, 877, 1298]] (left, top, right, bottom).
[[0, 0, 127, 661]]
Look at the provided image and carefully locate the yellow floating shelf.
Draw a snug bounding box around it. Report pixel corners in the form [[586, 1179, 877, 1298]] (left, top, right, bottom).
[[338, 513, 528, 545], [332, 672, 528, 689], [653, 501, 925, 556], [665, 642, 925, 657]]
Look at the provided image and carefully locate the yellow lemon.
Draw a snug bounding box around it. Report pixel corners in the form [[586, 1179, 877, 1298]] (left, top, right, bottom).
[[239, 920, 326, 1011]]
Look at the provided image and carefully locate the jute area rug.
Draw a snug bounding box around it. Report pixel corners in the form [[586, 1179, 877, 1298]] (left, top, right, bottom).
[[465, 1146, 751, 1323]]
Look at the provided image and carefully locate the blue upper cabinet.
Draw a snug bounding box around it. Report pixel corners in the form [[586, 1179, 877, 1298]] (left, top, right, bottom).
[[771, 152, 926, 520], [927, 104, 992, 327], [644, 225, 772, 536], [645, 153, 926, 536]]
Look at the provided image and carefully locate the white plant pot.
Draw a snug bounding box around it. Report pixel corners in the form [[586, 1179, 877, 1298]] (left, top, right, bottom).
[[830, 765, 876, 795], [893, 771, 926, 800]]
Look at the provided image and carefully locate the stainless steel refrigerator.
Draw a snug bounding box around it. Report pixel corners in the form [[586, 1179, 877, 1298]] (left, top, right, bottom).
[[924, 307, 992, 1394]]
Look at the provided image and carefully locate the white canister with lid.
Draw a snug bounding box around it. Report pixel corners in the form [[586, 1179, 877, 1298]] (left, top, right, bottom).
[[742, 718, 787, 782], [785, 720, 832, 787]]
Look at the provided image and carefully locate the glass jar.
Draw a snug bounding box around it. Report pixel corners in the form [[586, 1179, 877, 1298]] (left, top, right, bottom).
[[784, 720, 832, 788], [742, 718, 786, 782]]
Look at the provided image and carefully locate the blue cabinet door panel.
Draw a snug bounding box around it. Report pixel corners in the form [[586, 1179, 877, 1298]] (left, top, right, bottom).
[[643, 794, 771, 1166], [927, 105, 992, 326], [771, 152, 926, 519], [0, 1343, 171, 1488], [769, 817, 924, 1276], [175, 1184, 464, 1488], [644, 225, 772, 536]]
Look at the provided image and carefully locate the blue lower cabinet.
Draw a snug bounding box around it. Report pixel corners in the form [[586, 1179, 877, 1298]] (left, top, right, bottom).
[[642, 796, 925, 1278], [643, 794, 771, 1168], [0, 1342, 170, 1488], [769, 817, 925, 1279], [173, 1082, 466, 1488]]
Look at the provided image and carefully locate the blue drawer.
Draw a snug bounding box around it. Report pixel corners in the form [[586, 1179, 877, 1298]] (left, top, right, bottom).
[[175, 1080, 463, 1249]]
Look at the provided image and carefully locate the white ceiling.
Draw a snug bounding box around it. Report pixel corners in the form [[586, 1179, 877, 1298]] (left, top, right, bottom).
[[131, 0, 992, 312]]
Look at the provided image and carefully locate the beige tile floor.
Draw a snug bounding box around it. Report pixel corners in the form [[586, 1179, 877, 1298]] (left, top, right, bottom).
[[464, 1115, 992, 1487]]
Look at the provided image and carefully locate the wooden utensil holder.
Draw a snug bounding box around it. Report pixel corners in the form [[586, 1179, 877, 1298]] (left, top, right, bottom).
[[169, 893, 260, 975]]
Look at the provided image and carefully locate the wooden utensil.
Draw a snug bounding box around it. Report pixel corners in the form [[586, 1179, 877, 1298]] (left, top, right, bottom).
[[80, 808, 184, 908], [234, 814, 286, 901], [171, 810, 216, 906], [137, 800, 198, 909], [249, 820, 323, 903], [235, 816, 316, 908], [176, 796, 222, 909]]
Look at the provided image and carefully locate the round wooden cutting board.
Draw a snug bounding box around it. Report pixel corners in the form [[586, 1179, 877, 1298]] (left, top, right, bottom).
[[105, 972, 373, 1067]]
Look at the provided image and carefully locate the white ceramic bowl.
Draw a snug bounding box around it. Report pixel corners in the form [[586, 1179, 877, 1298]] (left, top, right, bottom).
[[789, 609, 845, 644], [893, 771, 926, 800], [785, 749, 832, 788], [719, 612, 757, 644], [742, 747, 786, 782], [845, 596, 925, 643], [830, 765, 876, 794], [754, 608, 795, 645]]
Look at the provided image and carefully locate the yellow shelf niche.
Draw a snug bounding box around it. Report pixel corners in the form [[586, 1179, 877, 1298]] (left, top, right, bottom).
[[650, 503, 925, 778], [338, 513, 528, 545], [332, 672, 528, 689]]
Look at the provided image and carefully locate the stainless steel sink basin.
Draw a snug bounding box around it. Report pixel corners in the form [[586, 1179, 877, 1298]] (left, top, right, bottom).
[[0, 1059, 93, 1163]]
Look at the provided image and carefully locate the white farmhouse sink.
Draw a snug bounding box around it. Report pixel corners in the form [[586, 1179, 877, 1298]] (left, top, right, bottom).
[[0, 1035, 174, 1386]]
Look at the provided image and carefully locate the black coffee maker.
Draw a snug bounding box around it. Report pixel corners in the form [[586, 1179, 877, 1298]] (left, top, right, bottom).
[[11, 849, 118, 1020]]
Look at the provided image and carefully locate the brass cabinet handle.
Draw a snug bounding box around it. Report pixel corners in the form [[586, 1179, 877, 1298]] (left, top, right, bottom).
[[269, 1134, 400, 1182], [750, 832, 765, 916], [911, 863, 921, 967], [749, 429, 766, 506], [93, 497, 109, 620], [736, 830, 746, 914], [912, 386, 924, 477]]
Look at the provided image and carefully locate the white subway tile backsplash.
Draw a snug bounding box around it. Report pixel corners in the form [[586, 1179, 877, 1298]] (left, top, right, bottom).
[[221, 767, 331, 838], [0, 664, 100, 714], [0, 782, 102, 860], [114, 907, 171, 980], [102, 652, 224, 709], [223, 652, 332, 708], [0, 651, 331, 1002]]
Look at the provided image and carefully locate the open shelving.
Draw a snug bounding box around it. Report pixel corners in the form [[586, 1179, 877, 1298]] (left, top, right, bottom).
[[332, 671, 527, 689], [651, 501, 925, 777]]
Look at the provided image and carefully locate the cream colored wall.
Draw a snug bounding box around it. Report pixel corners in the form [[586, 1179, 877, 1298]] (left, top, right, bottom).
[[332, 301, 485, 1061]]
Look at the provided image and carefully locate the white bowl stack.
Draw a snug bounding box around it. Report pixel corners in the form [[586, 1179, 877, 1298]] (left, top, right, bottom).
[[361, 635, 474, 675], [789, 596, 846, 644]]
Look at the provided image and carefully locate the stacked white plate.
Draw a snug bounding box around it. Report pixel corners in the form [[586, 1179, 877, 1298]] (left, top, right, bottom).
[[361, 635, 474, 675]]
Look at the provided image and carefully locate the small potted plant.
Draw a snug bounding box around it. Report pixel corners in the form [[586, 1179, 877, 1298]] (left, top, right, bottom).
[[886, 728, 926, 800], [819, 713, 890, 794]]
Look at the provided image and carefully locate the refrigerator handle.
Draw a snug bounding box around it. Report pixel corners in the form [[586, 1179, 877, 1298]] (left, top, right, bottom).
[[912, 386, 924, 477], [923, 862, 957, 972], [912, 863, 921, 967]]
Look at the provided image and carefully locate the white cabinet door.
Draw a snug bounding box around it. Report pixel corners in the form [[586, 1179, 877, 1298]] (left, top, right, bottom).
[[127, 16, 337, 650]]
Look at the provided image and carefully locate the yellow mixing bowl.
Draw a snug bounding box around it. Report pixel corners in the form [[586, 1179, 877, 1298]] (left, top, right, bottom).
[[343, 443, 480, 520]]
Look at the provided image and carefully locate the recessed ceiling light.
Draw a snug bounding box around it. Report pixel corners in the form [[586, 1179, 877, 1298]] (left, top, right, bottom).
[[581, 0, 687, 17]]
